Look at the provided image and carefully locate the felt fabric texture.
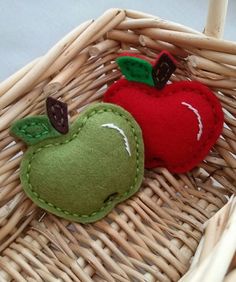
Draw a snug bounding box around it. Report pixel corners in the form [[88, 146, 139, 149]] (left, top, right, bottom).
[[16, 103, 144, 223], [46, 97, 69, 134], [10, 116, 61, 145], [116, 56, 155, 87], [151, 51, 177, 89], [117, 50, 177, 89], [103, 79, 224, 173]]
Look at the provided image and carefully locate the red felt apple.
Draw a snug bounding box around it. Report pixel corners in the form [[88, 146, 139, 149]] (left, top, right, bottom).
[[103, 51, 224, 173]]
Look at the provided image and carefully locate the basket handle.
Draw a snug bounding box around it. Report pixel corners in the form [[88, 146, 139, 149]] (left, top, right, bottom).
[[204, 0, 228, 39]]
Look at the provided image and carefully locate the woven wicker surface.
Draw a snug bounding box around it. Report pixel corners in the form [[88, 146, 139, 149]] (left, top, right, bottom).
[[0, 8, 236, 281], [180, 196, 236, 282]]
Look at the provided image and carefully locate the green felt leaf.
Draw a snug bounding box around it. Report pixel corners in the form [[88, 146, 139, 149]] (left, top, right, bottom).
[[10, 116, 61, 145], [19, 103, 144, 223], [116, 56, 155, 86]]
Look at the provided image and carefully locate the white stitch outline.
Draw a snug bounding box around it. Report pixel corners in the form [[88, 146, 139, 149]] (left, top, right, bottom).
[[181, 102, 203, 141], [101, 123, 131, 156]]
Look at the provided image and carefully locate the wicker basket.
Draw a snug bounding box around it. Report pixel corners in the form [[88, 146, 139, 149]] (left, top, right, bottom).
[[0, 0, 236, 281]]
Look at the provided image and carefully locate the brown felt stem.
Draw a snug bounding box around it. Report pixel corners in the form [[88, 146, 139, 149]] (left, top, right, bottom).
[[46, 97, 69, 134]]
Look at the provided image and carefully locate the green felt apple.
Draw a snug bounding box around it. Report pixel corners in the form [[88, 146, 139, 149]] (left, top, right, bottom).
[[11, 101, 144, 223]]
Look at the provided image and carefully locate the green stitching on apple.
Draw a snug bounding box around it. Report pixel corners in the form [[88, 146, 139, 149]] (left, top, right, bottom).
[[11, 116, 61, 145], [10, 100, 144, 223]]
